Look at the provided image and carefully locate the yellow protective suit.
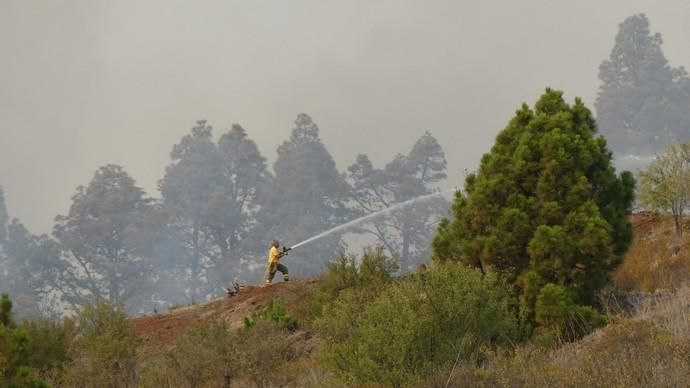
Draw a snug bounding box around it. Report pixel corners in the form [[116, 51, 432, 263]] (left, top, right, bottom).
[[265, 246, 289, 284]]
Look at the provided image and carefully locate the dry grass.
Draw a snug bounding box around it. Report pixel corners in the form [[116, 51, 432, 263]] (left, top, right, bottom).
[[614, 215, 690, 292], [634, 285, 690, 340], [448, 320, 690, 388], [442, 283, 690, 388]]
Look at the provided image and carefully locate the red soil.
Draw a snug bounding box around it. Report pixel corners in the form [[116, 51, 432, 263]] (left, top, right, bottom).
[[130, 281, 310, 355]]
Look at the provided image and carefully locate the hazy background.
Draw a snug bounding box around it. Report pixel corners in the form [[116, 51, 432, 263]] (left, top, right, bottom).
[[1, 0, 689, 233]]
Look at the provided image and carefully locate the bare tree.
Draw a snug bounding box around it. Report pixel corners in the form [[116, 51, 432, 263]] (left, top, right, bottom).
[[638, 142, 690, 250]]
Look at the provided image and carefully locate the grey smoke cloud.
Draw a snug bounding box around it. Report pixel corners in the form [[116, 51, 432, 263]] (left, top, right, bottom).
[[1, 0, 689, 233]]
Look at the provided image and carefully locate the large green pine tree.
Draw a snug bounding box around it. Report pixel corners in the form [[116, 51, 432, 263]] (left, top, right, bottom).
[[433, 89, 634, 325]]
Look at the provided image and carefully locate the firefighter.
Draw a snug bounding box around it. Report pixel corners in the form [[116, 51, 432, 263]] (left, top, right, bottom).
[[264, 240, 289, 285]]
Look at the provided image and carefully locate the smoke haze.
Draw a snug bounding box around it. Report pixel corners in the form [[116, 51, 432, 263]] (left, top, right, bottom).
[[1, 0, 689, 232]]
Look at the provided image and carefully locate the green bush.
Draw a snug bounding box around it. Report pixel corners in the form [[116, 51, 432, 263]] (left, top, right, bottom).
[[65, 300, 138, 388], [310, 245, 399, 332], [316, 246, 398, 304], [244, 299, 298, 331], [533, 283, 606, 346], [316, 262, 518, 387], [0, 293, 51, 388], [20, 317, 76, 384]]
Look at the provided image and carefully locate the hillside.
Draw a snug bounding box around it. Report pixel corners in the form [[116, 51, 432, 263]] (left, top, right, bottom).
[[131, 280, 318, 356], [133, 214, 665, 344], [126, 213, 690, 387]]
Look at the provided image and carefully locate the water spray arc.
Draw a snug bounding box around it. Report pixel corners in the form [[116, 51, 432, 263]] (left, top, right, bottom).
[[289, 188, 457, 251]]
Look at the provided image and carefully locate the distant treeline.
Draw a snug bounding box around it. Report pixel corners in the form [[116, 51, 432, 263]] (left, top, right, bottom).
[[0, 114, 449, 317]]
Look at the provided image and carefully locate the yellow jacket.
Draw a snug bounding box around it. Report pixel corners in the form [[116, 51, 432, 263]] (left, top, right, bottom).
[[268, 246, 281, 264]]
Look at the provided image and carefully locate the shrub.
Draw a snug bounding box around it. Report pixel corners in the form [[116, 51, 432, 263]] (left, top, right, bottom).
[[316, 246, 398, 304], [0, 293, 52, 388], [532, 284, 606, 346], [235, 319, 302, 388], [144, 316, 302, 388], [65, 300, 138, 388], [20, 317, 76, 384], [244, 299, 298, 331], [279, 279, 321, 331], [316, 262, 518, 387], [141, 320, 237, 388]]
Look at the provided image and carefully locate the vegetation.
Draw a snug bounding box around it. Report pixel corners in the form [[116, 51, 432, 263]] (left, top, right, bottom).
[[0, 293, 51, 387], [614, 215, 690, 292], [52, 165, 157, 311], [257, 113, 350, 276], [0, 116, 448, 316], [316, 262, 517, 386], [65, 300, 139, 387], [0, 293, 78, 387], [0, 190, 59, 319], [2, 12, 690, 388], [315, 245, 398, 307], [433, 89, 634, 339], [638, 142, 690, 239], [244, 299, 298, 331], [346, 132, 450, 270], [596, 13, 690, 156], [141, 320, 237, 387], [159, 121, 269, 302], [0, 213, 689, 387], [142, 309, 302, 387]]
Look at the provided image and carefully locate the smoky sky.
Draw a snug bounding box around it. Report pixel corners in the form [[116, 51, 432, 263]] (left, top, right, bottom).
[[1, 0, 689, 233]]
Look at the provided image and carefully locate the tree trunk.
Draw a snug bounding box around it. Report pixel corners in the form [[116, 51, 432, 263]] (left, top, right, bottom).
[[401, 209, 411, 271], [192, 222, 200, 300]]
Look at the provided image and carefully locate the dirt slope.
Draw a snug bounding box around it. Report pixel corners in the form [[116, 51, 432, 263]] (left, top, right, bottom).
[[130, 280, 315, 355]]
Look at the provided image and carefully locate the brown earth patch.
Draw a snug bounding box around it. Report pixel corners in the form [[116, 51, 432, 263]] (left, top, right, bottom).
[[130, 280, 315, 356]]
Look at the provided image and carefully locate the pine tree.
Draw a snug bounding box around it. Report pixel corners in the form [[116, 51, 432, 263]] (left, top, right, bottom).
[[160, 121, 268, 296], [433, 89, 634, 329], [258, 114, 348, 276], [53, 165, 156, 311], [596, 14, 690, 156], [0, 187, 8, 244], [0, 293, 50, 387], [346, 132, 449, 270], [0, 187, 59, 318], [160, 120, 224, 300]]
